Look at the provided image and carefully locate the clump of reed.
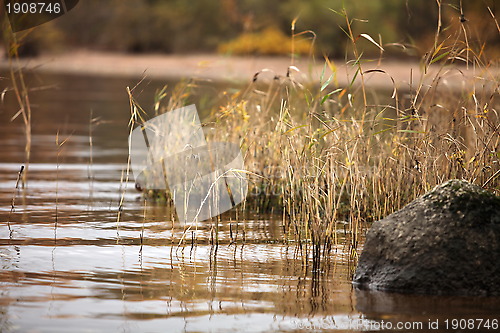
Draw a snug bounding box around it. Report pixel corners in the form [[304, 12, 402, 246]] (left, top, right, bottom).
[[137, 4, 499, 267], [211, 6, 498, 264]]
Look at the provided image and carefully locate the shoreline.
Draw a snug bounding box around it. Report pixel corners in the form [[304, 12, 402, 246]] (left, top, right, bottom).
[[1, 51, 497, 90]]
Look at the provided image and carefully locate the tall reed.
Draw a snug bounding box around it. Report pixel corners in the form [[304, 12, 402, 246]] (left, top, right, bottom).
[[208, 5, 499, 265], [2, 20, 33, 186], [135, 4, 499, 267]]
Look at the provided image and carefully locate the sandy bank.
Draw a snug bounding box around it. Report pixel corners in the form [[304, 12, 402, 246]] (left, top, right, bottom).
[[1, 51, 497, 91]]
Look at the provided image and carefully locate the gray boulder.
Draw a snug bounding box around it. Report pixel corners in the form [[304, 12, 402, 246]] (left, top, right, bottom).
[[353, 179, 500, 296]]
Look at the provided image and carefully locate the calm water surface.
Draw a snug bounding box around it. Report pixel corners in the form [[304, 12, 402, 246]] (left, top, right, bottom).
[[1, 72, 499, 332]]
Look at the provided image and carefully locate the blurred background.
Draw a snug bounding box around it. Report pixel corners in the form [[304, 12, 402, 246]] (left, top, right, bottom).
[[2, 0, 499, 59]]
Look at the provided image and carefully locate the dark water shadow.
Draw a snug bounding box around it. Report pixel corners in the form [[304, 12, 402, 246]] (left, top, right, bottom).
[[356, 287, 500, 332]]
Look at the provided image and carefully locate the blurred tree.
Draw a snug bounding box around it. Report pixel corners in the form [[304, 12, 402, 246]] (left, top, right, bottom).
[[1, 0, 497, 58]]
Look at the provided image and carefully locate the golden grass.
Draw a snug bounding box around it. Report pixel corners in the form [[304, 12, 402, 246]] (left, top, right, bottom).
[[218, 26, 314, 56], [133, 6, 500, 266]]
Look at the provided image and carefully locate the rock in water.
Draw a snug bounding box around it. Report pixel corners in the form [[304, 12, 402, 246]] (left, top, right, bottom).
[[353, 179, 500, 296]]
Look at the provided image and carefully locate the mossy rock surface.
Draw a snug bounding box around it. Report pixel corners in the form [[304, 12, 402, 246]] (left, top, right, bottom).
[[353, 179, 500, 296]]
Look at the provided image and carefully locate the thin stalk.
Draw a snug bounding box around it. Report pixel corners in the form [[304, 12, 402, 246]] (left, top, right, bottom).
[[6, 28, 32, 186], [7, 165, 24, 236]]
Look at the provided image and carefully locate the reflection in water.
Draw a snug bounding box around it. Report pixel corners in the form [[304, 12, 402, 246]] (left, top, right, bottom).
[[1, 73, 499, 332], [0, 73, 358, 332], [356, 288, 500, 331]]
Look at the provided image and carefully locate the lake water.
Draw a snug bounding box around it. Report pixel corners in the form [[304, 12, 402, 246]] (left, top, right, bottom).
[[1, 72, 499, 332]]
